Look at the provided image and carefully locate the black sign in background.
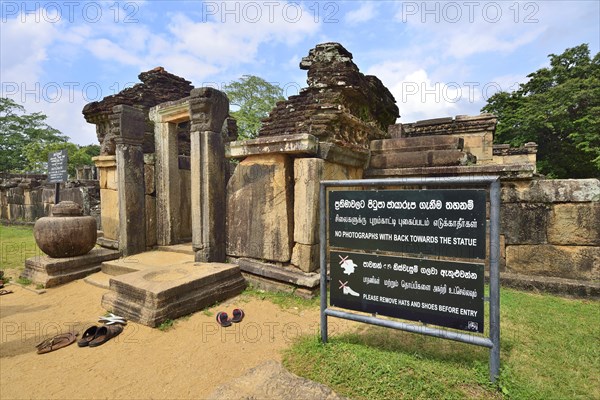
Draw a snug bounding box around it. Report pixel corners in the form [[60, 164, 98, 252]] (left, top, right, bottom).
[[329, 190, 487, 259], [47, 149, 68, 183], [330, 251, 485, 333]]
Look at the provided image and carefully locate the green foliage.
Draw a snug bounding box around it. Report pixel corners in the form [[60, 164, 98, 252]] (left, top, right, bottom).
[[0, 96, 100, 176], [24, 141, 100, 177], [0, 97, 68, 172], [223, 75, 285, 139], [0, 225, 41, 270], [483, 44, 600, 178]]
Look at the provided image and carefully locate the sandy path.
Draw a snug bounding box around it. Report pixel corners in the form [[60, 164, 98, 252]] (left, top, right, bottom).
[[0, 280, 353, 399]]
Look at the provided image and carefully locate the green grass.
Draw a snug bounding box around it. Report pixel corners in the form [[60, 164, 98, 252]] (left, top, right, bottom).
[[158, 319, 175, 331], [0, 224, 41, 271], [241, 284, 320, 310], [283, 288, 600, 400]]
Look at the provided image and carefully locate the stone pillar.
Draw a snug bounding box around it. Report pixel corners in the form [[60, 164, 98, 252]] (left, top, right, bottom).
[[150, 107, 181, 246], [113, 105, 146, 256], [93, 155, 119, 248], [189, 88, 229, 262]]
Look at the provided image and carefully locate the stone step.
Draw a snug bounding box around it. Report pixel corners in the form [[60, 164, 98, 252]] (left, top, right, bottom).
[[155, 243, 195, 255], [101, 250, 195, 276], [370, 136, 464, 153], [84, 271, 113, 289], [102, 262, 246, 327], [370, 149, 476, 169]]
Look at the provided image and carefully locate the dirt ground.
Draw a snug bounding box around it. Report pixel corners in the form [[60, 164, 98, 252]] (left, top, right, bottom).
[[0, 280, 354, 399]]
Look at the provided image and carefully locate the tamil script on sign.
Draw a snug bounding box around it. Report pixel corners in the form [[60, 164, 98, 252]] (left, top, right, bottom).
[[330, 250, 485, 333], [329, 190, 487, 259]]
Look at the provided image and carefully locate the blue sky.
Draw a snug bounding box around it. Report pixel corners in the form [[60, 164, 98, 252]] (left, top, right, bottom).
[[1, 1, 599, 146]]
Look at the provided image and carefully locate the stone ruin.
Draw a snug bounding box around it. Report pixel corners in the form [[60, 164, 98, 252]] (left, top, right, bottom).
[[21, 41, 598, 327], [259, 42, 399, 148]]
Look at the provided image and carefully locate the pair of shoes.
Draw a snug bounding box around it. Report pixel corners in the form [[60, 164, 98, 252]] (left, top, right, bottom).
[[216, 308, 244, 327], [78, 324, 124, 347], [98, 313, 127, 325], [0, 289, 13, 296], [36, 332, 78, 354]]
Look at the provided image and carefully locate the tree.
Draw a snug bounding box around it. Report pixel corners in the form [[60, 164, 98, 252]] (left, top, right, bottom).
[[23, 142, 100, 177], [482, 44, 600, 178], [223, 75, 285, 139], [0, 97, 68, 172]]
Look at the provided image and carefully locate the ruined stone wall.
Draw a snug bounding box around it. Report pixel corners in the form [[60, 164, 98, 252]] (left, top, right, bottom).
[[500, 179, 599, 283], [0, 173, 100, 225]]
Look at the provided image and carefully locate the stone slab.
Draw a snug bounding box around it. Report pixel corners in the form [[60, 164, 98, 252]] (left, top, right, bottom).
[[496, 272, 600, 298], [237, 258, 320, 289], [226, 154, 294, 262], [501, 203, 550, 244], [317, 143, 370, 168], [100, 188, 119, 241], [548, 203, 600, 245], [226, 134, 318, 159], [501, 179, 600, 203], [21, 248, 121, 288], [365, 163, 535, 179], [505, 245, 600, 280], [206, 360, 347, 400], [102, 263, 246, 327], [291, 243, 320, 273], [241, 273, 318, 299], [101, 250, 194, 276], [370, 150, 475, 169], [370, 136, 464, 153]]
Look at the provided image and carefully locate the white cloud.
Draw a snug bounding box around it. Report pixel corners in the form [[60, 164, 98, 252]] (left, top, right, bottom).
[[346, 2, 377, 24]]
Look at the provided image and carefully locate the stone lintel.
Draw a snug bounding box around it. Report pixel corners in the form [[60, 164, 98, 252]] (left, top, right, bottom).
[[92, 155, 117, 168], [365, 163, 535, 179], [317, 142, 370, 168], [237, 258, 320, 289], [226, 134, 318, 159], [149, 99, 191, 123]]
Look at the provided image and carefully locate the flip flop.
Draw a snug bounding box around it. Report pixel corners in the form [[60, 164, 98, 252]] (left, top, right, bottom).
[[98, 313, 127, 325], [99, 317, 127, 325], [36, 332, 78, 354], [231, 308, 245, 323], [0, 289, 13, 296], [78, 326, 100, 347], [88, 324, 124, 347], [216, 311, 232, 327]]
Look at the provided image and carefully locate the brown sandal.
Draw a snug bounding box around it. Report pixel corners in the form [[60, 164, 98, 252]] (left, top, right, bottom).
[[36, 332, 78, 354], [88, 324, 123, 347]]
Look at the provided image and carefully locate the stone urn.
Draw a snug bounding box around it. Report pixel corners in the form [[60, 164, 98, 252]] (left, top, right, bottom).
[[34, 201, 97, 258]]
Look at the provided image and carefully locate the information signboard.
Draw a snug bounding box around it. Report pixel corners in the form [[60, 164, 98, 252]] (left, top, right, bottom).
[[329, 189, 486, 259], [330, 250, 484, 332], [47, 149, 68, 184]]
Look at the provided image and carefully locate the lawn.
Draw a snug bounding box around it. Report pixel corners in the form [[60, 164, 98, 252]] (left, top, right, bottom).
[[0, 224, 41, 272], [283, 288, 600, 399]]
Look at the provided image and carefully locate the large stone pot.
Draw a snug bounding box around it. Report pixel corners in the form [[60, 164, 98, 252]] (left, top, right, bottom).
[[34, 201, 97, 258]]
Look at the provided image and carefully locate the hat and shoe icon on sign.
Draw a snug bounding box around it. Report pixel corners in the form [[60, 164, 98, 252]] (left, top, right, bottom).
[[338, 255, 360, 296], [339, 255, 357, 275]]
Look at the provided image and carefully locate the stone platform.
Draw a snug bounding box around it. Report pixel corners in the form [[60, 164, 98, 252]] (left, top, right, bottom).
[[22, 248, 121, 288], [101, 262, 246, 327]]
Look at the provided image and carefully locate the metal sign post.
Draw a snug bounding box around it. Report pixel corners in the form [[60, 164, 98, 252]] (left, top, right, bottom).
[[319, 175, 501, 382]]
